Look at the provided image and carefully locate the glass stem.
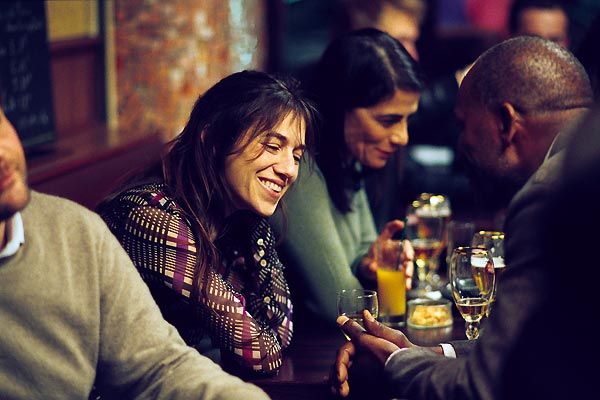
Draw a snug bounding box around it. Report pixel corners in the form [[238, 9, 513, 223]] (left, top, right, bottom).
[[466, 320, 480, 340], [416, 259, 428, 282]]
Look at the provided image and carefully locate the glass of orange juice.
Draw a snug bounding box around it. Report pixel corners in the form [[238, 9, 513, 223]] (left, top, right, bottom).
[[375, 239, 406, 327]]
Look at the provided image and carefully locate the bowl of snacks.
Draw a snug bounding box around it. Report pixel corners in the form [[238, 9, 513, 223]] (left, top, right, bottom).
[[407, 299, 453, 329]]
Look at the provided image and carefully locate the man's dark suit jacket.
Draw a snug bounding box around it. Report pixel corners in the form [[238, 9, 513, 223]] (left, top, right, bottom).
[[383, 114, 599, 399]]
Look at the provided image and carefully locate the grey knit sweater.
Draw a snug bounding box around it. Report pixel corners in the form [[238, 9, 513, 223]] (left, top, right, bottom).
[[0, 191, 269, 400]]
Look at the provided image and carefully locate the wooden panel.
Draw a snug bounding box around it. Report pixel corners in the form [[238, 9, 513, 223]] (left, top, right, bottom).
[[29, 127, 163, 209], [49, 38, 103, 137], [46, 0, 99, 41]]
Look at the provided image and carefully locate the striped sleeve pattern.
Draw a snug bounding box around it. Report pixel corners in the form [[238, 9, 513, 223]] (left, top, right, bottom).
[[100, 184, 292, 374]]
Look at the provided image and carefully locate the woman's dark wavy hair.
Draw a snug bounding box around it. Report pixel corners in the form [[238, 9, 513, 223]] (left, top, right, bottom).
[[108, 70, 317, 297], [308, 28, 423, 213]]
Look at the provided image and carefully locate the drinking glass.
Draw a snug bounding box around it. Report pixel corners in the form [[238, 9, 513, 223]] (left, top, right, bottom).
[[471, 231, 505, 316], [337, 289, 379, 340], [375, 239, 406, 327], [449, 247, 495, 340], [405, 193, 450, 292]]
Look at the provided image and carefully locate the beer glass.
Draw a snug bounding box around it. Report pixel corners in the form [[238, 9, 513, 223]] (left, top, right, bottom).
[[405, 193, 449, 292]]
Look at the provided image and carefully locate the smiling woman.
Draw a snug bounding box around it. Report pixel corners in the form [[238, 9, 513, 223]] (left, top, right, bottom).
[[271, 29, 423, 323], [225, 113, 306, 217], [344, 88, 420, 169], [97, 70, 317, 375]]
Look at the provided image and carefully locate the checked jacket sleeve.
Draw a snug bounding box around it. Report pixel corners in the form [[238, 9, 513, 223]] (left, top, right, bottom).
[[99, 184, 292, 374]]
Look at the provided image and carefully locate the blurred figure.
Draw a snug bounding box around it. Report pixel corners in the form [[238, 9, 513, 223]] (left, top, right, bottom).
[[528, 104, 600, 400], [99, 71, 317, 375], [331, 36, 593, 399], [508, 0, 569, 47], [466, 0, 513, 35], [339, 0, 426, 60], [271, 29, 421, 323]]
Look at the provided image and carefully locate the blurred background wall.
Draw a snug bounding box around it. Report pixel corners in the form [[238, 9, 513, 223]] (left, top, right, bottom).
[[45, 0, 266, 141], [114, 0, 266, 139], [17, 0, 267, 208], [2, 0, 598, 209]]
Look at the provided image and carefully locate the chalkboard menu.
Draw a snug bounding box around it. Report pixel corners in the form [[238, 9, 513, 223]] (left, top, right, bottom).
[[0, 1, 55, 149]]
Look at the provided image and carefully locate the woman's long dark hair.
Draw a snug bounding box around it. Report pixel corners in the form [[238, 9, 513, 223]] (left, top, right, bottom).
[[309, 28, 423, 213], [105, 70, 317, 297]]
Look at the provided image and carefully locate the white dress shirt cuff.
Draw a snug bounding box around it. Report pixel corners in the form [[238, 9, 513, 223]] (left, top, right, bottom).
[[440, 343, 457, 358]]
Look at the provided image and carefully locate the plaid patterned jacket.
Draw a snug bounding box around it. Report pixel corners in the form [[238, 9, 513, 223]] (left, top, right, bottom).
[[99, 183, 293, 374]]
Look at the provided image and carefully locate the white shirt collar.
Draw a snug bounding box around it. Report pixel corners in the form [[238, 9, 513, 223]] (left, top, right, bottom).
[[0, 212, 25, 258]]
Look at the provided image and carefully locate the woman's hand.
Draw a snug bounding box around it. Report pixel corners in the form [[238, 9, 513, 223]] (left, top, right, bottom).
[[359, 220, 414, 289]]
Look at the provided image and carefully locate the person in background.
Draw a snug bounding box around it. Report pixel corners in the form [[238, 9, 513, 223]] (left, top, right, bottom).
[[271, 29, 421, 323], [337, 0, 425, 61], [508, 0, 569, 47], [330, 36, 593, 399], [0, 95, 269, 398], [98, 70, 316, 375], [336, 0, 477, 229], [337, 0, 472, 131]]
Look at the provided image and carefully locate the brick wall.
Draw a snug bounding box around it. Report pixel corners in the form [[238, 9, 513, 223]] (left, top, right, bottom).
[[115, 0, 266, 139]]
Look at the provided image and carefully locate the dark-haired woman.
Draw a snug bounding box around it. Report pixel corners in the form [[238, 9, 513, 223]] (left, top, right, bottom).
[[271, 29, 422, 322], [98, 70, 316, 375]]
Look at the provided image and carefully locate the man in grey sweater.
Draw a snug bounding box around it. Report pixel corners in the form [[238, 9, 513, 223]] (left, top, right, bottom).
[[0, 105, 269, 398]]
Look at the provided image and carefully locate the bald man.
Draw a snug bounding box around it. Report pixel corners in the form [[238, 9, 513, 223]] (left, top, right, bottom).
[[457, 34, 589, 208], [331, 37, 593, 399], [509, 0, 569, 47]]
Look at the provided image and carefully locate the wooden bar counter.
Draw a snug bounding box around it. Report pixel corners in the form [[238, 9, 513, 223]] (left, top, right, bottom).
[[251, 316, 467, 400]]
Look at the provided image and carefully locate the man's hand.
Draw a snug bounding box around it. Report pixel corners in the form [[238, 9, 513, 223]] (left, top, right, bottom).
[[330, 310, 416, 397], [330, 340, 356, 397]]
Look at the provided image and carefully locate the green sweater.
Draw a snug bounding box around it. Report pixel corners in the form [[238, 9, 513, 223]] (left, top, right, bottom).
[[271, 162, 377, 323], [0, 192, 268, 400]]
